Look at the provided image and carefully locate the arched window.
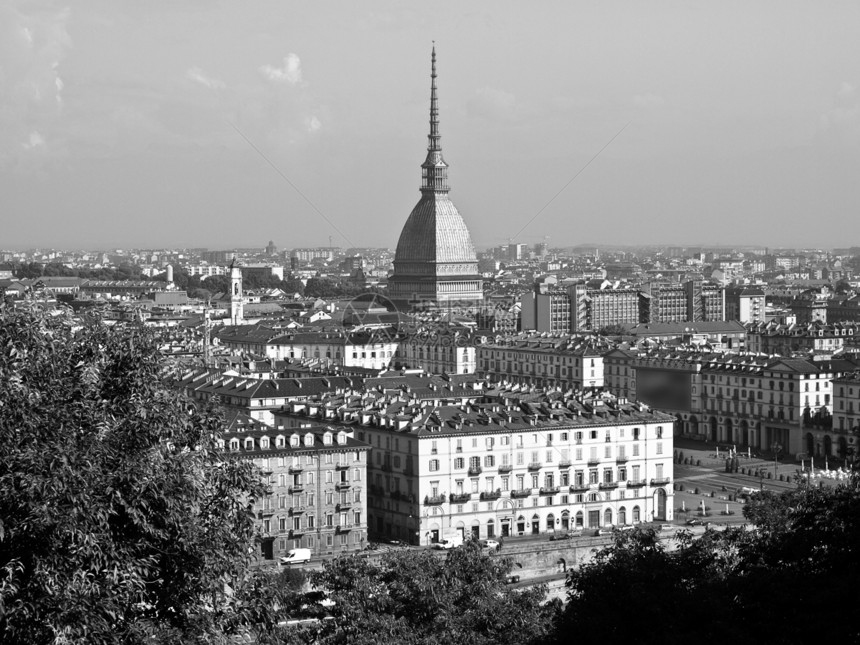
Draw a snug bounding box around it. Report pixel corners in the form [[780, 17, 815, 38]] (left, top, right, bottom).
[[337, 431, 347, 445], [604, 508, 612, 526], [276, 435, 285, 448], [304, 433, 314, 447], [618, 506, 627, 525], [260, 436, 270, 449], [632, 505, 641, 523], [290, 435, 300, 447], [323, 432, 333, 445], [229, 438, 240, 451], [575, 511, 584, 528], [244, 437, 254, 450]]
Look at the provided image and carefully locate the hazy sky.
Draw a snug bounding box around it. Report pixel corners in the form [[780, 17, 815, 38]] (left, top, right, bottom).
[[3, 1, 860, 251]]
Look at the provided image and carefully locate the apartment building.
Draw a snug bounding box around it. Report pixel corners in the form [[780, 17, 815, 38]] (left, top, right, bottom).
[[603, 348, 860, 457], [477, 333, 612, 390], [221, 414, 370, 563], [724, 285, 766, 323], [828, 372, 860, 463], [745, 320, 860, 356], [274, 384, 674, 544]]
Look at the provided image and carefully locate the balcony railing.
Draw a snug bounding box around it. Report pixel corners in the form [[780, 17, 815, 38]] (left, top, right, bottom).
[[450, 492, 471, 504], [650, 477, 671, 486], [336, 524, 351, 533], [599, 481, 618, 490], [498, 464, 513, 473], [539, 486, 560, 495], [288, 465, 303, 474], [289, 528, 304, 538], [627, 479, 647, 488], [424, 494, 446, 506], [335, 482, 351, 491], [587, 459, 600, 466], [258, 508, 275, 518], [480, 490, 502, 501], [288, 507, 304, 516], [615, 456, 628, 464], [468, 466, 483, 476], [335, 462, 350, 470], [510, 489, 531, 498], [559, 459, 572, 468], [569, 484, 589, 493], [288, 485, 304, 494], [527, 462, 542, 471], [336, 502, 351, 512]]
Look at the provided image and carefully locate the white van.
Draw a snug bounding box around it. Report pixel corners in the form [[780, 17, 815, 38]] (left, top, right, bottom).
[[434, 533, 464, 550], [279, 548, 312, 565]]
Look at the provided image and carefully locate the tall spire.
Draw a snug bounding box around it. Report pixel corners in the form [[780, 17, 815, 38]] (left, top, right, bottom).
[[428, 43, 440, 152], [421, 43, 449, 194]]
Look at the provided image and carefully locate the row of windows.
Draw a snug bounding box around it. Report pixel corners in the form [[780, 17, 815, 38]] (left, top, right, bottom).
[[263, 511, 362, 533], [274, 469, 361, 487]]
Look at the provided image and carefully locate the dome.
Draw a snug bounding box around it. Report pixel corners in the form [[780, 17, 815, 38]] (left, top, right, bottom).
[[394, 193, 477, 265]]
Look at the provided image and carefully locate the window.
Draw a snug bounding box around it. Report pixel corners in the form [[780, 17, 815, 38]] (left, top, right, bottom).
[[656, 442, 663, 455], [429, 459, 440, 472], [454, 457, 464, 469], [484, 455, 495, 467]]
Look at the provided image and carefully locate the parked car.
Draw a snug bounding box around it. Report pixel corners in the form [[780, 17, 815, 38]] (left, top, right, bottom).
[[685, 518, 711, 527], [480, 539, 501, 551], [505, 574, 521, 584]]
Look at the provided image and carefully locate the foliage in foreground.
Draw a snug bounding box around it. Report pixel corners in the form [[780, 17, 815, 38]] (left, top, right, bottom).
[[555, 478, 860, 644], [265, 541, 559, 645], [0, 305, 275, 644]]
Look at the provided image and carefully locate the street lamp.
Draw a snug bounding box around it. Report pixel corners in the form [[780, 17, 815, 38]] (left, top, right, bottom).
[[772, 442, 782, 481]]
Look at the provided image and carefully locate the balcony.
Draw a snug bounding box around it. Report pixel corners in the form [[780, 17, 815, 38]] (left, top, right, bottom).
[[498, 464, 513, 473], [288, 485, 304, 494], [288, 465, 303, 474], [468, 466, 483, 476], [569, 483, 589, 493], [627, 480, 647, 488], [335, 462, 350, 470], [335, 482, 351, 491], [527, 462, 542, 471], [615, 456, 628, 464], [258, 508, 275, 518], [336, 524, 351, 533], [539, 486, 560, 496], [480, 490, 502, 501], [510, 489, 532, 499], [586, 459, 600, 467], [289, 529, 304, 538], [424, 494, 446, 506], [650, 477, 671, 487], [450, 492, 471, 504], [336, 502, 352, 512], [599, 481, 618, 490], [288, 507, 304, 516]]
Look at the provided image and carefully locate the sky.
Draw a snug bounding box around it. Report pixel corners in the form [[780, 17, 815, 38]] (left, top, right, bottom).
[[2, 0, 860, 251]]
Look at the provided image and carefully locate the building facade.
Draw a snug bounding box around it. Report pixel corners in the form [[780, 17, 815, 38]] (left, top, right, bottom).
[[276, 386, 674, 544], [222, 417, 370, 563]]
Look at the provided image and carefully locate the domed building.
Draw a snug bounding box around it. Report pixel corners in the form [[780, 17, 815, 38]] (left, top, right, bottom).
[[388, 47, 484, 311]]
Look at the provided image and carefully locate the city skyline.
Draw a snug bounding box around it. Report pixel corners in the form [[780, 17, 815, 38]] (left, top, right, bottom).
[[3, 1, 860, 250]]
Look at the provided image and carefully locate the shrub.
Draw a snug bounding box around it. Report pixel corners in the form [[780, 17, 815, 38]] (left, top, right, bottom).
[[696, 459, 702, 466]]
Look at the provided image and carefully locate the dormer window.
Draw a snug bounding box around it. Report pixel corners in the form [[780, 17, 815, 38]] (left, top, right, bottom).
[[244, 437, 255, 450], [337, 431, 347, 445], [276, 435, 285, 448], [290, 434, 300, 448], [323, 432, 333, 446], [229, 438, 240, 451], [304, 433, 314, 447]]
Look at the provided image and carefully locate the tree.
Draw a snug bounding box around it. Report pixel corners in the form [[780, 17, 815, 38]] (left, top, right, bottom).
[[301, 541, 557, 645], [597, 323, 628, 336], [0, 304, 275, 644], [553, 480, 860, 644]]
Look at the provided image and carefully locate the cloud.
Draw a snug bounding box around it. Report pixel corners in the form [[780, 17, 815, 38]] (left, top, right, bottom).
[[0, 5, 71, 165], [818, 81, 860, 145], [186, 66, 226, 90], [306, 115, 322, 133], [633, 92, 665, 109], [466, 86, 517, 121], [22, 131, 45, 149], [260, 53, 303, 85]]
